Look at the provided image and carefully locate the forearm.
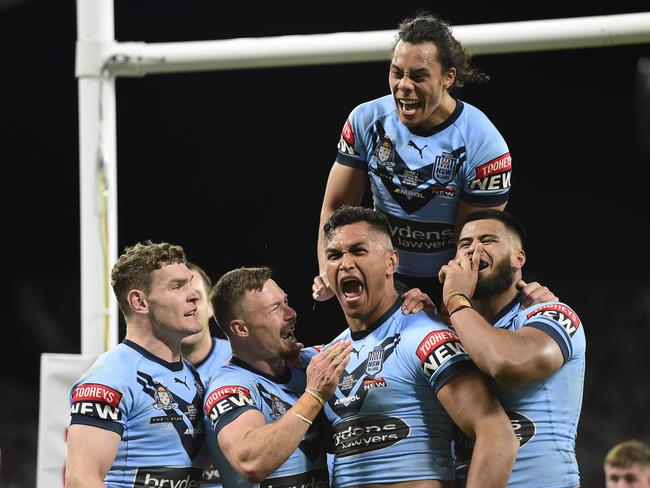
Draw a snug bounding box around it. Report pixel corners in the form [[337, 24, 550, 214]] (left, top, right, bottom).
[[228, 393, 323, 482], [450, 308, 525, 383], [317, 211, 329, 274], [465, 414, 518, 488], [65, 472, 106, 488]]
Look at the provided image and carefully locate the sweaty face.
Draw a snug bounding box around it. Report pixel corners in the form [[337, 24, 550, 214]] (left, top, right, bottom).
[[181, 271, 212, 349], [242, 279, 301, 360], [325, 221, 397, 323], [389, 40, 454, 129], [456, 219, 522, 298], [605, 465, 650, 488], [145, 263, 202, 338]]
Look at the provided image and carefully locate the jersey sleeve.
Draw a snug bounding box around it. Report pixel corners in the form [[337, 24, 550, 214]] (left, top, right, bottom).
[[459, 111, 511, 206], [204, 370, 260, 437], [69, 364, 132, 436], [522, 302, 583, 364], [335, 104, 370, 170], [407, 319, 477, 394]]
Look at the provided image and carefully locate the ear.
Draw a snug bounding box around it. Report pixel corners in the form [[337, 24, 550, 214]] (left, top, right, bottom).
[[229, 319, 248, 338], [443, 67, 456, 90], [514, 249, 526, 269], [126, 289, 148, 314], [387, 249, 399, 275]]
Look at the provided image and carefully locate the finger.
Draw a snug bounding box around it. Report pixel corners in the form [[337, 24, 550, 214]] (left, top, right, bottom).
[[516, 279, 527, 291], [438, 265, 447, 284], [471, 244, 482, 270]]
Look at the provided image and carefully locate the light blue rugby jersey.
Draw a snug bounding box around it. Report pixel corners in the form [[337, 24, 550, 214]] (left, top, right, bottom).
[[336, 95, 511, 278], [456, 297, 586, 488], [322, 299, 477, 488], [68, 339, 206, 488], [204, 354, 329, 488], [195, 337, 232, 488]]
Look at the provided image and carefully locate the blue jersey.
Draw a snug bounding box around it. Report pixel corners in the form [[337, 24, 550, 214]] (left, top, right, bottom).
[[336, 96, 511, 278], [204, 354, 329, 488], [68, 340, 205, 488], [456, 297, 586, 488], [194, 338, 232, 487], [323, 299, 476, 488]]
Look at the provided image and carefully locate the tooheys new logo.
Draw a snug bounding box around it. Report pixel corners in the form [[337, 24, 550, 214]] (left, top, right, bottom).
[[332, 415, 409, 456], [70, 383, 122, 421], [134, 466, 202, 487], [468, 153, 512, 191], [416, 330, 467, 378], [527, 303, 581, 337], [204, 385, 254, 426]]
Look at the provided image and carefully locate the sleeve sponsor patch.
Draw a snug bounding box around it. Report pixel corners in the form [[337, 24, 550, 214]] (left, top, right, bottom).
[[469, 153, 512, 191], [416, 330, 468, 378], [526, 303, 581, 337], [205, 385, 254, 423], [338, 119, 356, 155], [70, 383, 122, 421]]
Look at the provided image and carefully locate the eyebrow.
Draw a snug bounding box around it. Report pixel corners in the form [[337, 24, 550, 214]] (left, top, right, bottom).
[[457, 233, 499, 245]]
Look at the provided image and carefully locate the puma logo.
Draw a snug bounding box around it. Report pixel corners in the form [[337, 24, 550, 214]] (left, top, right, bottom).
[[408, 140, 428, 158], [174, 377, 189, 390], [352, 344, 365, 359]]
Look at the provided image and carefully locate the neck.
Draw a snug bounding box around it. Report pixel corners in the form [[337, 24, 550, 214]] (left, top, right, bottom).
[[347, 290, 399, 333], [472, 285, 519, 324], [231, 347, 287, 377], [181, 333, 213, 365], [125, 324, 182, 363], [425, 93, 456, 127]]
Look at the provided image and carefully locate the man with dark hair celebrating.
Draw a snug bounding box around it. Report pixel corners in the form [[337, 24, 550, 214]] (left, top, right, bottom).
[[439, 209, 586, 487], [314, 12, 512, 306], [321, 205, 518, 488]]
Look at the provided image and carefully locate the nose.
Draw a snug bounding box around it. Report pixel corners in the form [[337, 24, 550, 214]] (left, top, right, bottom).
[[339, 251, 355, 271], [284, 304, 297, 322], [188, 286, 200, 303], [397, 75, 414, 92]]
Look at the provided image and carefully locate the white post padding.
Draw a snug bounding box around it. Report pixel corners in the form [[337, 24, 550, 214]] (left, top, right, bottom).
[[36, 353, 98, 488]]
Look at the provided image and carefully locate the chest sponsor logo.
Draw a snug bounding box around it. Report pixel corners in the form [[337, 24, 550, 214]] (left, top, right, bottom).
[[261, 467, 329, 488], [527, 303, 581, 337], [508, 410, 536, 447], [133, 466, 202, 488], [433, 152, 460, 184], [469, 153, 512, 191], [416, 329, 467, 378], [204, 385, 254, 423], [363, 377, 387, 391], [332, 415, 409, 457], [70, 383, 122, 421], [381, 211, 455, 254]]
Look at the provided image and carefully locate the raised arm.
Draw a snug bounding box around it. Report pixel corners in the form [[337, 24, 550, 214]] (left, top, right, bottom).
[[313, 163, 367, 301], [437, 369, 518, 488], [214, 341, 351, 482], [65, 424, 120, 487]]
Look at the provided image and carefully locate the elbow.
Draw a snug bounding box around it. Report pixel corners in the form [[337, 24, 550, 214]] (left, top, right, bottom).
[[239, 462, 272, 484], [490, 358, 529, 390]]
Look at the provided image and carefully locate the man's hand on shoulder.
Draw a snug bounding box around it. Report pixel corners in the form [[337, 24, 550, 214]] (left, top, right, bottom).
[[517, 280, 558, 308]]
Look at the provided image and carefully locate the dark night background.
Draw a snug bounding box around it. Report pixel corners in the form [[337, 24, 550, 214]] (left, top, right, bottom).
[[2, 1, 649, 487]]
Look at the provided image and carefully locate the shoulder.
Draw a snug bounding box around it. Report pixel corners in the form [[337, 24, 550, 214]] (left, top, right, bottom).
[[455, 100, 504, 136], [349, 95, 396, 123], [521, 301, 583, 338]]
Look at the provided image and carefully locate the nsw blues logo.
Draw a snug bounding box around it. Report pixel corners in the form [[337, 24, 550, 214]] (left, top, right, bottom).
[[365, 346, 385, 377], [432, 152, 459, 184]]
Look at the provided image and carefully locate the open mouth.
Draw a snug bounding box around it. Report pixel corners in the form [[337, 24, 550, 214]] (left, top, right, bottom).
[[184, 310, 197, 318], [398, 98, 420, 115], [478, 259, 489, 271], [340, 278, 364, 301], [281, 326, 297, 343]]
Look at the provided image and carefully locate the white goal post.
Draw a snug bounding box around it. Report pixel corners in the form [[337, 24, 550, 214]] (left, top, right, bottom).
[[75, 0, 650, 356]]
